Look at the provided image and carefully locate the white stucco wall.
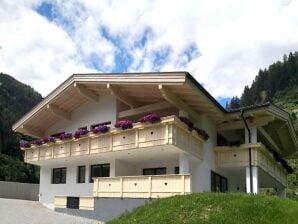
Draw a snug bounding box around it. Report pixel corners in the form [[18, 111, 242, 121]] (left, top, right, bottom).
[[45, 94, 117, 136], [190, 115, 217, 192]]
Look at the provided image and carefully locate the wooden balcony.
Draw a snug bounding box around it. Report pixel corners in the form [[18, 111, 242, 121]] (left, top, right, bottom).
[[24, 115, 204, 164], [93, 174, 191, 198], [215, 143, 287, 186]]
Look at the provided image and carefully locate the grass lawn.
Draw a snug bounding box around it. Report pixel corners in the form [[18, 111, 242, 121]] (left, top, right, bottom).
[[108, 193, 298, 224]]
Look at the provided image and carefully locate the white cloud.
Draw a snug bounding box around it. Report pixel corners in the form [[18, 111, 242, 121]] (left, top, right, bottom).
[[0, 0, 298, 99]]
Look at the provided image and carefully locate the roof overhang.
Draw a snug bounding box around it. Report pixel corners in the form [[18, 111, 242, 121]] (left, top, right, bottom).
[[12, 72, 227, 137], [224, 104, 298, 157]]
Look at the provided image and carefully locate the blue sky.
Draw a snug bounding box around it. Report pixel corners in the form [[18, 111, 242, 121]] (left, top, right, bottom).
[[1, 0, 297, 108]]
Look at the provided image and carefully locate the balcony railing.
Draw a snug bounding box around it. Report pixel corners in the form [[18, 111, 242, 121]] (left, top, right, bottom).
[[24, 115, 204, 163], [215, 143, 287, 186], [93, 174, 191, 198]]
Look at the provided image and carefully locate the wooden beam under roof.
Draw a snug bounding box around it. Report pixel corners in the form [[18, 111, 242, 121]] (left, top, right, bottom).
[[47, 104, 71, 120], [107, 84, 139, 109], [118, 101, 173, 118], [21, 125, 44, 138], [217, 116, 274, 131], [74, 83, 99, 102], [158, 84, 201, 121], [258, 127, 282, 153]]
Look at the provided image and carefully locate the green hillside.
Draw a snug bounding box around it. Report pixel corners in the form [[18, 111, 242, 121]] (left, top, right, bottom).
[[0, 72, 42, 183], [108, 193, 298, 224]]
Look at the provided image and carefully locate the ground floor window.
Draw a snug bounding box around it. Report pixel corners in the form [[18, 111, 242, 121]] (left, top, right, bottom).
[[52, 167, 66, 184], [211, 171, 228, 192], [90, 163, 110, 182], [143, 167, 166, 175], [77, 166, 85, 183]]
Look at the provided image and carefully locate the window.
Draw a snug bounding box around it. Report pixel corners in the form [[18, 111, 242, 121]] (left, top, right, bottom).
[[143, 167, 167, 175], [77, 166, 86, 183], [51, 132, 65, 138], [52, 168, 66, 184], [174, 166, 180, 174], [90, 121, 111, 129], [67, 197, 79, 209], [90, 164, 110, 182], [211, 171, 228, 192]]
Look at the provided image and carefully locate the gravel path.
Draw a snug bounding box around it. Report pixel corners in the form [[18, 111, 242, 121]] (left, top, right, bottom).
[[0, 198, 104, 224]]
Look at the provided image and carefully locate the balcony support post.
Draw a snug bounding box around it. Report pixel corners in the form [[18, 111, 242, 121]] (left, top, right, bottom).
[[245, 126, 257, 144], [179, 153, 190, 174], [277, 186, 286, 198], [246, 166, 259, 194]]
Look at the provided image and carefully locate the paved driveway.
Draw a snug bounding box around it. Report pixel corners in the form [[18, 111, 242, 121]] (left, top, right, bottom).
[[0, 198, 104, 224]]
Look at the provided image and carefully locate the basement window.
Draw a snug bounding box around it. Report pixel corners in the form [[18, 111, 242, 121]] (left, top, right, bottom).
[[66, 197, 79, 209], [52, 167, 66, 184]]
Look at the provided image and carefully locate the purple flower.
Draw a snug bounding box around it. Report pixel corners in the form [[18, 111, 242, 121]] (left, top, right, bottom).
[[179, 116, 194, 130], [31, 139, 44, 146], [74, 129, 89, 139], [74, 131, 81, 139], [139, 113, 161, 124], [59, 133, 72, 140], [43, 136, 56, 144], [193, 127, 209, 141], [92, 125, 110, 134], [79, 129, 89, 136], [115, 120, 133, 130], [20, 141, 31, 148]]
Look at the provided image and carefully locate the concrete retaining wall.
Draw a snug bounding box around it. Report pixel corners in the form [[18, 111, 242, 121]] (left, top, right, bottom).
[[0, 181, 39, 201], [56, 198, 153, 222]]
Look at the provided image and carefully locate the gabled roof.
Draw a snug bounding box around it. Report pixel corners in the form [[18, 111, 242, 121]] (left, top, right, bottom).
[[12, 72, 298, 157]]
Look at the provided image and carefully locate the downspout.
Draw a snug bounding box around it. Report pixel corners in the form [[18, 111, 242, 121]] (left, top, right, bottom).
[[241, 109, 253, 194]]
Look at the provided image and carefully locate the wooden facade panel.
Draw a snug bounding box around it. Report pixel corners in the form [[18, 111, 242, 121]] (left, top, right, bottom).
[[122, 177, 150, 193], [54, 196, 67, 208], [39, 146, 53, 160], [53, 142, 70, 158], [70, 139, 89, 156], [112, 130, 137, 151], [79, 197, 94, 210], [90, 135, 111, 154]]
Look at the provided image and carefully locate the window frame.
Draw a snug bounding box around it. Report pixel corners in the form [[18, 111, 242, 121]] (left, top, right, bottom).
[[90, 163, 110, 183], [90, 121, 111, 130], [51, 132, 65, 138], [77, 166, 86, 183], [52, 167, 66, 184], [211, 171, 228, 192], [142, 167, 167, 175], [174, 166, 180, 174]]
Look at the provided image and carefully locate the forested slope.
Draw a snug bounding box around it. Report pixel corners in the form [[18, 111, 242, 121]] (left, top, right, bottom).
[[0, 72, 42, 183]]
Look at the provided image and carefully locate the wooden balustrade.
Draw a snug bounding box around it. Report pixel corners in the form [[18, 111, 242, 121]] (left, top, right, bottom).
[[215, 143, 288, 186], [24, 116, 204, 163], [93, 174, 191, 198]]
